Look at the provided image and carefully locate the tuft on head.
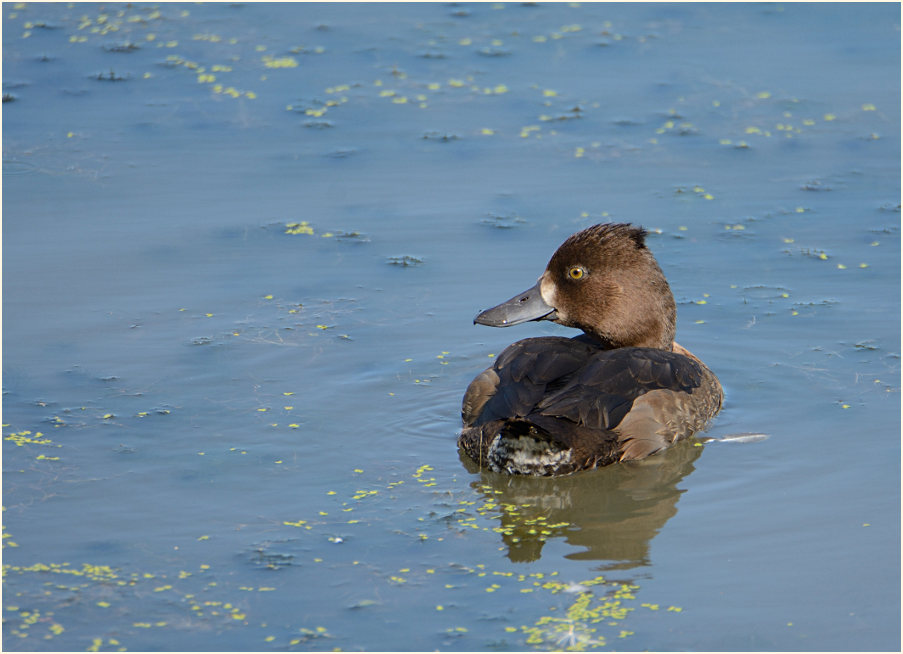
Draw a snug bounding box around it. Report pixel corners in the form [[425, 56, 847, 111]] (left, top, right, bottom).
[[567, 223, 647, 250]]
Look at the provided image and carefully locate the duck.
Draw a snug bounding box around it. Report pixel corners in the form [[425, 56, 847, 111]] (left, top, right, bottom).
[[459, 223, 723, 476]]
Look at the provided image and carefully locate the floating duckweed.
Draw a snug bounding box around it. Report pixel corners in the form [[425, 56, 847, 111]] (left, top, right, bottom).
[[6, 440, 688, 647], [413, 464, 433, 479], [284, 221, 314, 235], [4, 430, 55, 447]]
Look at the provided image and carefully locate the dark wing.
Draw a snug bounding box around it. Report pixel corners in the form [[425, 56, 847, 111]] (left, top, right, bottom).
[[462, 340, 722, 467], [532, 347, 721, 460], [462, 337, 598, 427]]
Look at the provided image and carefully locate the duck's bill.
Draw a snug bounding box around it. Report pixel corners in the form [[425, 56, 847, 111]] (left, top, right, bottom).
[[474, 281, 558, 327]]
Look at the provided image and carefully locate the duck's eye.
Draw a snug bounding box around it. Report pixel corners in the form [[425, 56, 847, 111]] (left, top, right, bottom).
[[567, 266, 586, 280]]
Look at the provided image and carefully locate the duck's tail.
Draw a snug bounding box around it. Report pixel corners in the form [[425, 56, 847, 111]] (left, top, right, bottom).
[[458, 418, 619, 476]]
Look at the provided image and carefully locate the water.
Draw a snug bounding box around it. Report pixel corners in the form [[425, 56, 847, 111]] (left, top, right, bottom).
[[3, 3, 899, 651]]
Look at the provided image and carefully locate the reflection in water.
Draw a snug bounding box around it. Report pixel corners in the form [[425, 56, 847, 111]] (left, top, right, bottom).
[[460, 441, 702, 566]]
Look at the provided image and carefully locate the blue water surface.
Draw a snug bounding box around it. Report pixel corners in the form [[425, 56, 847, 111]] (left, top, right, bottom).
[[3, 3, 900, 651]]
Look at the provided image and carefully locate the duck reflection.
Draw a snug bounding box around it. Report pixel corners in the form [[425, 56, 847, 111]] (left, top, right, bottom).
[[459, 440, 702, 565]]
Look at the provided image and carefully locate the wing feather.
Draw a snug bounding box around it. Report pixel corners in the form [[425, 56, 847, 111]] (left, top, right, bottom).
[[462, 338, 722, 467]]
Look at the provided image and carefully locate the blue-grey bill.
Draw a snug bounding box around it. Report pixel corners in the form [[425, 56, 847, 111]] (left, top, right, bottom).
[[474, 280, 557, 327]]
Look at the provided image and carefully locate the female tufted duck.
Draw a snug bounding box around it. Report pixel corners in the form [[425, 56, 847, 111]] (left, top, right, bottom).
[[459, 223, 723, 475]]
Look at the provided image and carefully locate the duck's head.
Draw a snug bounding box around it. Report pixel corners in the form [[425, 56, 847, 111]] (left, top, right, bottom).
[[474, 223, 677, 350]]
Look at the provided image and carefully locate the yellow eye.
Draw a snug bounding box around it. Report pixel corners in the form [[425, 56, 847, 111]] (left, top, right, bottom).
[[567, 266, 585, 280]]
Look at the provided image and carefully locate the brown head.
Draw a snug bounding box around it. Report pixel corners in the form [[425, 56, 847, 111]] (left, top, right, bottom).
[[474, 223, 677, 350]]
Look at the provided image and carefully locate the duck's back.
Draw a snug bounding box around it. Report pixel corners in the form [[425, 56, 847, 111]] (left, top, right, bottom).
[[460, 336, 722, 475]]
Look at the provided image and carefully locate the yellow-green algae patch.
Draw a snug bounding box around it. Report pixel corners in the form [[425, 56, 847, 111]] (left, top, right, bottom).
[[4, 429, 57, 448], [285, 221, 315, 235], [2, 552, 332, 650], [3, 455, 690, 650]]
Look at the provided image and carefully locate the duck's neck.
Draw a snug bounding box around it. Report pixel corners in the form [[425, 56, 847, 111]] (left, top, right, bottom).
[[578, 327, 680, 352], [578, 321, 675, 351], [579, 275, 677, 350]]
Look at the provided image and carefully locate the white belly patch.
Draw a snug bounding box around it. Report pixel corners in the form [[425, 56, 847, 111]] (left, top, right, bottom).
[[487, 432, 572, 475]]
